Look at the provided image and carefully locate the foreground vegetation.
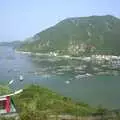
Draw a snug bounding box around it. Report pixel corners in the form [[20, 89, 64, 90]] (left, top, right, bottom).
[[0, 85, 10, 95], [13, 85, 96, 119], [1, 85, 120, 119]]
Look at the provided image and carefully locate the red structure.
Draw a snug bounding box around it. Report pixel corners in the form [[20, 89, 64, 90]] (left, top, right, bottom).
[[0, 96, 11, 113], [5, 96, 10, 112], [0, 89, 22, 114]]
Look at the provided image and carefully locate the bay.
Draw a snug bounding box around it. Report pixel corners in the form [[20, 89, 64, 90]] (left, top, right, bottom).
[[0, 46, 120, 109]]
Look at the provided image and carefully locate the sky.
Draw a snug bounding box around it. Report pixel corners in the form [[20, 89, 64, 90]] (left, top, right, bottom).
[[0, 0, 120, 42]]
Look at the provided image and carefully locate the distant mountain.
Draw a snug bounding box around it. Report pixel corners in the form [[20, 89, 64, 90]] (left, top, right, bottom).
[[0, 41, 22, 49], [18, 15, 120, 56]]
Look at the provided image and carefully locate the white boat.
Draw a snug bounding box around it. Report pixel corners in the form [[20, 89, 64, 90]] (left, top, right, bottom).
[[75, 73, 92, 79], [86, 73, 92, 76], [19, 75, 24, 81], [65, 80, 70, 84], [8, 79, 14, 85]]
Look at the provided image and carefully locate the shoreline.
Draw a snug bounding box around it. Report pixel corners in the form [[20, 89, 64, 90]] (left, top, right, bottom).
[[15, 50, 120, 62], [15, 50, 91, 61]]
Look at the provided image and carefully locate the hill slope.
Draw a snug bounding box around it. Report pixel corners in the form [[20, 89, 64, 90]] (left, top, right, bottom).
[[18, 15, 120, 56], [0, 85, 10, 95], [13, 85, 96, 120]]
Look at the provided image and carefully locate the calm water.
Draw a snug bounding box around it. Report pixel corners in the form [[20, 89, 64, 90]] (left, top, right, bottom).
[[0, 46, 120, 109]]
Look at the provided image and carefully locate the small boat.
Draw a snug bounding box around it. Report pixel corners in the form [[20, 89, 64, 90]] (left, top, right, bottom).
[[19, 75, 24, 81], [75, 73, 92, 79], [65, 80, 70, 84], [8, 79, 14, 85], [86, 73, 92, 76], [8, 69, 13, 73]]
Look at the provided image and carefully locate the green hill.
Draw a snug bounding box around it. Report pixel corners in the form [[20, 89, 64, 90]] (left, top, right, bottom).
[[13, 85, 96, 120], [18, 15, 120, 56], [0, 85, 10, 95], [0, 85, 119, 120]]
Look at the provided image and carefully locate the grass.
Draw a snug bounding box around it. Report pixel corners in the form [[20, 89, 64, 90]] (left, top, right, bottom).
[[1, 84, 119, 120], [0, 85, 10, 95], [13, 85, 96, 120]]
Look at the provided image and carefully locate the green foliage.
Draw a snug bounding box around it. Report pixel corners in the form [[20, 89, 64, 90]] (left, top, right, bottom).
[[0, 85, 10, 95], [0, 117, 17, 120], [13, 85, 95, 119], [19, 15, 120, 56], [96, 104, 108, 114], [20, 110, 48, 120]]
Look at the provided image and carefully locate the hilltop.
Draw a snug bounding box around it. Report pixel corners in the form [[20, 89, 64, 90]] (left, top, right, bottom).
[[18, 15, 120, 56]]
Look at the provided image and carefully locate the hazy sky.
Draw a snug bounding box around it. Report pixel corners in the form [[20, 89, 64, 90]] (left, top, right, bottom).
[[0, 0, 120, 42]]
